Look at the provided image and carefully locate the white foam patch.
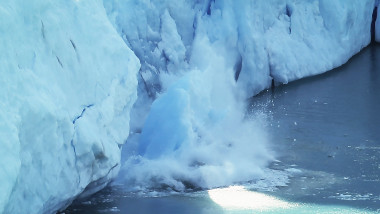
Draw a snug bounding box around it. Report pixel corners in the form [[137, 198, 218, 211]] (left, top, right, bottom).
[[329, 193, 380, 201]]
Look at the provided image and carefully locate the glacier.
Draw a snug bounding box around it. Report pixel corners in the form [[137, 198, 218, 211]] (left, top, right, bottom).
[[0, 0, 379, 213], [0, 0, 138, 213]]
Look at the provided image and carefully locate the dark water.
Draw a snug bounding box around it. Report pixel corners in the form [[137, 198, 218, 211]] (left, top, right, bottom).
[[250, 43, 380, 210], [63, 44, 380, 213]]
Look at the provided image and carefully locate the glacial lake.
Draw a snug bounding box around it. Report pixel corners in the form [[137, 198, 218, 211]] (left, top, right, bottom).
[[63, 44, 380, 213]]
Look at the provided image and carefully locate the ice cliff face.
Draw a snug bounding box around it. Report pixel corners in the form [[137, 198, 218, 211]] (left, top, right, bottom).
[[0, 0, 138, 213], [106, 0, 376, 99]]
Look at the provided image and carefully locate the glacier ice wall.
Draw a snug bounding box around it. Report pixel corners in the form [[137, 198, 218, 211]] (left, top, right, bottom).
[[106, 0, 377, 190], [107, 0, 376, 97], [0, 0, 139, 213]]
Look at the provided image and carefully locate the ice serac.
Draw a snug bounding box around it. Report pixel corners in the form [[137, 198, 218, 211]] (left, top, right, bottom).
[[0, 0, 139, 213]]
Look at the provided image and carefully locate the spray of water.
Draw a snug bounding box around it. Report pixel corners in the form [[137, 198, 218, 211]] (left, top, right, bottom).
[[116, 35, 274, 191]]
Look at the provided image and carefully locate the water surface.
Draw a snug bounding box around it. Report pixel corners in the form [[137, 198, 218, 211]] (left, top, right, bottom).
[[249, 44, 380, 210]]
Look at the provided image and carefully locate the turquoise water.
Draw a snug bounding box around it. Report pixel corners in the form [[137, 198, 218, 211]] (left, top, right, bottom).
[[63, 45, 380, 213]]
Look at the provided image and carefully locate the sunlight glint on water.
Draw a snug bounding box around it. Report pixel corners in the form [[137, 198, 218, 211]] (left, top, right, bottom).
[[208, 186, 377, 214], [208, 186, 295, 211]]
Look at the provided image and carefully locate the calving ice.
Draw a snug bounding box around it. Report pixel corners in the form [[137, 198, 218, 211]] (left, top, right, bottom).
[[0, 0, 378, 213]]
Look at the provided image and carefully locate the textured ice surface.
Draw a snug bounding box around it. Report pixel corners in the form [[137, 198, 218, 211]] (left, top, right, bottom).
[[107, 0, 376, 98], [0, 0, 138, 213]]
